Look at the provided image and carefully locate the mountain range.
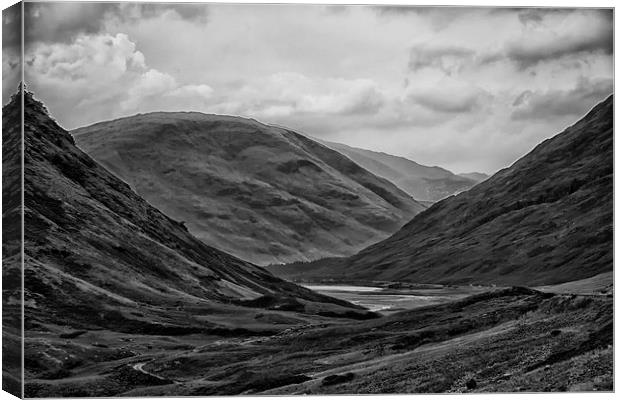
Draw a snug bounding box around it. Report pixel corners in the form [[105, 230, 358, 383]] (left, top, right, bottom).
[[268, 96, 613, 286], [317, 139, 487, 202], [12, 91, 370, 343], [72, 113, 425, 265], [4, 89, 613, 397]]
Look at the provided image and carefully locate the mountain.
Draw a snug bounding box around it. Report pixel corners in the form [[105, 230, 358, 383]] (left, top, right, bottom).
[[317, 139, 480, 202], [72, 114, 425, 266], [2, 89, 24, 397], [11, 91, 371, 344], [270, 96, 613, 286], [458, 172, 489, 182], [11, 92, 612, 396]]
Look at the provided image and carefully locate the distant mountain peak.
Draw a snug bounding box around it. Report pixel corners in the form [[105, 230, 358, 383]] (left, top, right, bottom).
[[316, 138, 481, 202]]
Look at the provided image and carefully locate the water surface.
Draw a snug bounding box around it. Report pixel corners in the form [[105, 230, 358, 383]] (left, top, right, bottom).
[[303, 284, 461, 313]]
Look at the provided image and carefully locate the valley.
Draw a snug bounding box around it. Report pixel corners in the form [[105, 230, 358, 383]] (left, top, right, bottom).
[[268, 96, 614, 286], [24, 287, 613, 396], [3, 3, 614, 397], [3, 89, 613, 396]]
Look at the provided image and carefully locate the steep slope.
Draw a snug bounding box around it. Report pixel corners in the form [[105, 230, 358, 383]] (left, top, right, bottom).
[[272, 96, 613, 286], [13, 91, 367, 339], [2, 89, 23, 397], [317, 139, 480, 202], [72, 114, 424, 265]]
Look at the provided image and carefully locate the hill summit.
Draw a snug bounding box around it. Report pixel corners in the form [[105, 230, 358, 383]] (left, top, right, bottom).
[[73, 112, 425, 265]]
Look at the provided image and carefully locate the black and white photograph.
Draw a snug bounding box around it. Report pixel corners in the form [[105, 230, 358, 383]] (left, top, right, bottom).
[[1, 0, 615, 397]]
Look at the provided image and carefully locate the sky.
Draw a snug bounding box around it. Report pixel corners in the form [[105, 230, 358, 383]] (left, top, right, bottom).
[[2, 2, 613, 174]]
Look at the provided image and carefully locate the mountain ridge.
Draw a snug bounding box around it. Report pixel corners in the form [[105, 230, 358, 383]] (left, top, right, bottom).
[[458, 172, 489, 182], [13, 90, 368, 339], [269, 95, 613, 286], [315, 139, 482, 202], [72, 111, 425, 265]]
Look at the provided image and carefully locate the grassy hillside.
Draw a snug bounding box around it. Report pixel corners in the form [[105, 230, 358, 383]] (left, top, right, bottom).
[[7, 89, 374, 367], [25, 287, 612, 395], [73, 114, 424, 265], [271, 96, 613, 286]]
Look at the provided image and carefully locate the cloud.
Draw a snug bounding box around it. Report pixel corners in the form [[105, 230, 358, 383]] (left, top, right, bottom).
[[2, 2, 22, 53], [2, 2, 22, 103], [408, 45, 475, 74], [116, 3, 209, 23], [122, 73, 214, 111], [121, 69, 177, 110], [406, 78, 491, 114], [373, 6, 471, 30], [516, 8, 573, 26], [2, 53, 21, 104], [402, 9, 613, 75], [19, 4, 614, 174], [169, 84, 214, 99], [22, 2, 209, 48], [321, 5, 349, 16], [511, 77, 612, 120], [27, 33, 146, 82], [504, 31, 612, 70], [216, 72, 385, 118], [297, 79, 384, 116], [24, 3, 117, 47], [485, 9, 613, 69], [25, 33, 213, 128]]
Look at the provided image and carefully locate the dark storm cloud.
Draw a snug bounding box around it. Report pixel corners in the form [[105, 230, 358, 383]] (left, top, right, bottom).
[[515, 8, 609, 26], [23, 3, 116, 47], [484, 9, 613, 70], [511, 77, 612, 120], [2, 2, 22, 53], [504, 32, 612, 69], [385, 7, 612, 72], [2, 2, 22, 104], [21, 2, 208, 47]]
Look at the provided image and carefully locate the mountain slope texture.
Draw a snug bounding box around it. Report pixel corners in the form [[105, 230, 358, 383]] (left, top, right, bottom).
[[318, 139, 481, 202], [2, 89, 23, 397], [11, 91, 365, 340], [272, 96, 613, 286], [72, 114, 424, 265]]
